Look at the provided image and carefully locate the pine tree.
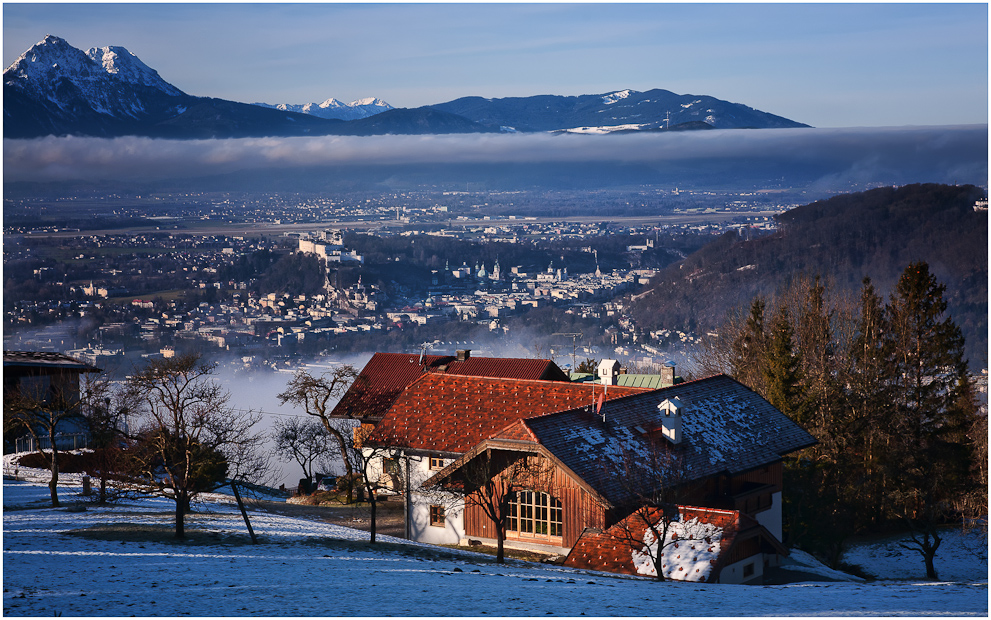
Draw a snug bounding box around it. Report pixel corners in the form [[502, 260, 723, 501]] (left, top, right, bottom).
[[762, 304, 806, 424], [730, 297, 769, 394], [885, 262, 977, 579], [842, 277, 896, 529]]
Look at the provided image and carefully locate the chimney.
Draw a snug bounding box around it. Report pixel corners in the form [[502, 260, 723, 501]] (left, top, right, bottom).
[[597, 359, 621, 386], [658, 398, 684, 444], [456, 349, 471, 361], [660, 361, 676, 386]]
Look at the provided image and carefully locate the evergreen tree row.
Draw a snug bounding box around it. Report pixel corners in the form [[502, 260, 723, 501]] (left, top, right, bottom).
[[693, 262, 985, 579]]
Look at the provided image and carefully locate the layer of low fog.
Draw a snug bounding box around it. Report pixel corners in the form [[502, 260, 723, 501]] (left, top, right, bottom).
[[4, 125, 987, 192]]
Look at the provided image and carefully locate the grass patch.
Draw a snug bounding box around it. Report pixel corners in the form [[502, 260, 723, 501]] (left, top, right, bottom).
[[65, 523, 257, 546]]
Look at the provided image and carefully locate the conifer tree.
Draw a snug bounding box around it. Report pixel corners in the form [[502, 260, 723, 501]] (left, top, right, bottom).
[[885, 262, 977, 579], [843, 277, 896, 529], [762, 304, 806, 424], [730, 297, 769, 394]]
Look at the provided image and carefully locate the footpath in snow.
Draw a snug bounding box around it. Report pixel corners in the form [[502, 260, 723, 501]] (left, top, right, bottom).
[[2, 475, 987, 617]]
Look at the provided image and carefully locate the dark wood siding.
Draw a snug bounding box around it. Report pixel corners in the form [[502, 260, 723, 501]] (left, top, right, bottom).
[[462, 461, 607, 549]]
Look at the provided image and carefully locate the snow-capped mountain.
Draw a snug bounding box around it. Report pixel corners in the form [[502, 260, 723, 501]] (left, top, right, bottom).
[[3, 35, 348, 139], [5, 35, 186, 122], [85, 45, 184, 96], [4, 36, 809, 139], [254, 97, 393, 121]]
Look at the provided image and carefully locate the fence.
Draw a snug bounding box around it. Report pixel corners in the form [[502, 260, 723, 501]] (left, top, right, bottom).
[[14, 433, 90, 454]]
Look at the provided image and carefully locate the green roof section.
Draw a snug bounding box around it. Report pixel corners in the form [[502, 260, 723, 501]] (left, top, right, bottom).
[[569, 372, 682, 388]]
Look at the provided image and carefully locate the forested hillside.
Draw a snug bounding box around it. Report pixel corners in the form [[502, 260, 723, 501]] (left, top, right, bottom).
[[628, 184, 988, 364]]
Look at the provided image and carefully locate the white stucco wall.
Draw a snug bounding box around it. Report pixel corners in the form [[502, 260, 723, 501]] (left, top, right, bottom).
[[755, 491, 783, 542], [718, 554, 763, 584], [410, 492, 464, 545], [364, 449, 467, 545]]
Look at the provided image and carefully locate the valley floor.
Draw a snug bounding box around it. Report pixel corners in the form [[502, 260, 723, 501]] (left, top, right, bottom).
[[2, 476, 987, 617]]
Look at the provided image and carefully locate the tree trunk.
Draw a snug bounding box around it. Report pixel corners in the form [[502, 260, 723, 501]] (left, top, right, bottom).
[[924, 553, 939, 581], [322, 421, 355, 503], [47, 431, 60, 507], [368, 483, 377, 544], [496, 522, 505, 564], [175, 492, 187, 539]]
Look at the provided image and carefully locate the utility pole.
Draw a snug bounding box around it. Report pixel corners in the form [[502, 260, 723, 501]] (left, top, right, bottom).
[[551, 332, 583, 373]]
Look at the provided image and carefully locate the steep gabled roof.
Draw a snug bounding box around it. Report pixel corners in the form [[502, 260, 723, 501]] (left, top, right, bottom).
[[330, 352, 570, 422], [563, 505, 785, 582], [364, 374, 647, 454], [509, 374, 817, 507]]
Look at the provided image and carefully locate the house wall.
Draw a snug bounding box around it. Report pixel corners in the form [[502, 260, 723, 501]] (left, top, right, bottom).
[[755, 491, 783, 542], [366, 449, 467, 545], [410, 492, 464, 545], [718, 553, 764, 585], [461, 462, 608, 550]]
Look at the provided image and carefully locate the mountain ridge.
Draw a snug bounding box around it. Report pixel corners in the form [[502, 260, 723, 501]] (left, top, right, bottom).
[[5, 35, 810, 139]]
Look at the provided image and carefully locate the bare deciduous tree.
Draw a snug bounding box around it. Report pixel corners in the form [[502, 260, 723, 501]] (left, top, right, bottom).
[[272, 416, 340, 487], [603, 440, 704, 581], [432, 446, 554, 564], [277, 365, 360, 499], [125, 354, 266, 538]]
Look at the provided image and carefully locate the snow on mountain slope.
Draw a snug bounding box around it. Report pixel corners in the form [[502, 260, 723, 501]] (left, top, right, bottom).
[[85, 45, 183, 96], [602, 89, 634, 105], [254, 96, 393, 121], [4, 35, 187, 122]]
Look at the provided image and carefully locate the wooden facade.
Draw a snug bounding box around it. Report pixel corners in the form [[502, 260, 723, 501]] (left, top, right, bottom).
[[462, 459, 608, 549], [460, 455, 788, 552]]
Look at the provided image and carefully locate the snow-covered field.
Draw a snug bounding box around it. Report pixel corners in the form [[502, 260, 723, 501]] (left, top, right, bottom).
[[3, 475, 987, 617]]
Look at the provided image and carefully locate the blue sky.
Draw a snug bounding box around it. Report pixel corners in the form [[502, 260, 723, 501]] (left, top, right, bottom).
[[3, 3, 988, 128]]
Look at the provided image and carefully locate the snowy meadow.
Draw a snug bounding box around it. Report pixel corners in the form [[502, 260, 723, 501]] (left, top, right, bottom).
[[2, 473, 987, 617]]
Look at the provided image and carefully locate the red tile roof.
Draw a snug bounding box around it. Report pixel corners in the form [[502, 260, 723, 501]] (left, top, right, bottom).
[[330, 352, 570, 422], [364, 374, 648, 454], [563, 505, 766, 582]]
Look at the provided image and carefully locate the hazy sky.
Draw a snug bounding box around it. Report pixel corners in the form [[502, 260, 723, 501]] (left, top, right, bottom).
[[3, 3, 988, 128]]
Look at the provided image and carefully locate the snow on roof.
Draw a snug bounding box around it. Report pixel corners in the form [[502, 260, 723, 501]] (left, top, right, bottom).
[[523, 374, 817, 506]]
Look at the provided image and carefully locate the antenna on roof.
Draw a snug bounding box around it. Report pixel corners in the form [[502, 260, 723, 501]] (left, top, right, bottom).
[[418, 341, 430, 365]]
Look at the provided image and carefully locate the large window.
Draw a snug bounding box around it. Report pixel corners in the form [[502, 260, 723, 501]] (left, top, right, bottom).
[[506, 490, 562, 539]]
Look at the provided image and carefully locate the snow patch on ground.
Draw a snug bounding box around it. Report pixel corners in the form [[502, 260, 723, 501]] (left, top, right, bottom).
[[842, 526, 988, 582], [3, 477, 987, 616]]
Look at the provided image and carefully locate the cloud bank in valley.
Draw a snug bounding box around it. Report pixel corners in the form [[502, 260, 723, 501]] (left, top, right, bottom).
[[3, 125, 987, 187]]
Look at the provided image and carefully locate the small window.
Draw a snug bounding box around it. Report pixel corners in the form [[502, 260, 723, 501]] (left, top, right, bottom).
[[743, 562, 755, 578], [429, 505, 445, 527], [429, 456, 445, 470], [383, 458, 399, 475]]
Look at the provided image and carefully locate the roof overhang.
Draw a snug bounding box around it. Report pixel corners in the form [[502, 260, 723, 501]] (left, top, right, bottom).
[[422, 437, 614, 510]]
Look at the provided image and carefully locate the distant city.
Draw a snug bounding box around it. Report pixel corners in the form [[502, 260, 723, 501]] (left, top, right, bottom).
[[3, 186, 793, 376]]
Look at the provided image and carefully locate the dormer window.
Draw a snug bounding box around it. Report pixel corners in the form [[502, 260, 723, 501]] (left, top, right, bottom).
[[658, 398, 684, 444]]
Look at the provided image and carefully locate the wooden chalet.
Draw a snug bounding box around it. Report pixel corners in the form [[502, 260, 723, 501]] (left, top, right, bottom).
[[407, 373, 816, 583]]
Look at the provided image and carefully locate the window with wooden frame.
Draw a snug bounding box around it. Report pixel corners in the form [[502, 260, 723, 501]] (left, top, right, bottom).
[[429, 505, 445, 527], [506, 490, 562, 539], [382, 457, 400, 475], [429, 456, 445, 470]]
